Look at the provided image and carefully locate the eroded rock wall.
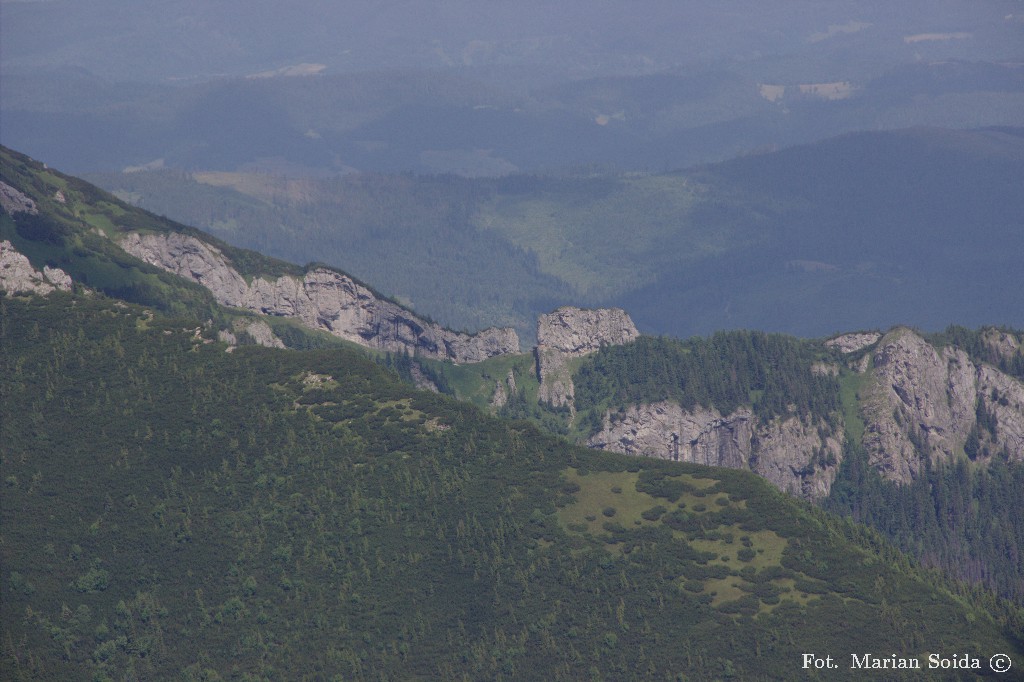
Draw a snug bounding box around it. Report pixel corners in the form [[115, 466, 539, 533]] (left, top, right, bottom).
[[587, 401, 841, 499], [536, 306, 639, 408], [118, 232, 518, 362], [860, 327, 1024, 483]]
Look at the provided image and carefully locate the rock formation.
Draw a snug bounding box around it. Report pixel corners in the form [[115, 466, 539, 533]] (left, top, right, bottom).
[[0, 181, 37, 215], [118, 232, 519, 362], [0, 240, 72, 295], [860, 327, 1024, 483], [489, 370, 518, 409], [587, 401, 842, 500], [825, 331, 881, 354], [218, 319, 286, 349], [535, 307, 639, 408]]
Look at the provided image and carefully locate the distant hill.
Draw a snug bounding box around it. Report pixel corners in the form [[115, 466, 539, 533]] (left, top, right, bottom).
[[91, 127, 1024, 341], [622, 126, 1024, 338]]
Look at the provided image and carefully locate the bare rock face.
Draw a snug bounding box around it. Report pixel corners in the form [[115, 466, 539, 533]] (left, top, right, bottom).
[[0, 240, 72, 295], [587, 401, 841, 499], [825, 331, 881, 354], [119, 232, 519, 362], [410, 364, 440, 393], [861, 327, 1024, 483], [977, 365, 1024, 456], [535, 307, 639, 408], [982, 329, 1021, 362], [490, 370, 520, 408], [536, 347, 576, 408], [0, 182, 37, 215], [537, 307, 639, 356], [230, 319, 285, 349]]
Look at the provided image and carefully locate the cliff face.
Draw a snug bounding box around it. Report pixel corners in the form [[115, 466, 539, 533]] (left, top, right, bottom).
[[118, 232, 519, 362], [535, 307, 638, 407], [859, 327, 1024, 483], [587, 401, 841, 500], [0, 240, 72, 296], [537, 307, 639, 356]]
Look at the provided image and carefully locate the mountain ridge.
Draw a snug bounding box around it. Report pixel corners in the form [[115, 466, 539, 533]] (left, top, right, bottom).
[[0, 145, 520, 362]]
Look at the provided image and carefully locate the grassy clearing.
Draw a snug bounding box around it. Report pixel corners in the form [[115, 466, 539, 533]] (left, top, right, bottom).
[[476, 174, 709, 299], [558, 469, 659, 535], [557, 465, 817, 617], [838, 369, 870, 448], [424, 352, 537, 410]]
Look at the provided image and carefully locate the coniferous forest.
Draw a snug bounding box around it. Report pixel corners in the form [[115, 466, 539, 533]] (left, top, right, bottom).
[[3, 294, 1022, 680]]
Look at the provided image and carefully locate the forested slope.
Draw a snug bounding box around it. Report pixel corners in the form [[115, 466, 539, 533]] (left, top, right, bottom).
[[3, 294, 1021, 680]]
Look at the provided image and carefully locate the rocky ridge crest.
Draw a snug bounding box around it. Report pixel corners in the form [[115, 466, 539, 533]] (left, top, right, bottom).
[[118, 232, 519, 363], [535, 307, 638, 408]]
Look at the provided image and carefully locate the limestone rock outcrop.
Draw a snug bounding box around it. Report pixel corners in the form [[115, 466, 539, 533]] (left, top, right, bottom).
[[535, 307, 639, 408], [219, 319, 285, 350], [537, 306, 639, 356], [410, 364, 440, 393], [860, 327, 1024, 483], [982, 328, 1021, 362], [587, 401, 841, 500], [118, 232, 519, 362], [0, 181, 37, 215], [0, 240, 72, 295], [825, 331, 881, 354]]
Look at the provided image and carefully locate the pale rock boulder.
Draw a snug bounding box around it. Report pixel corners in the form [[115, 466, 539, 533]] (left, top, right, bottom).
[[0, 181, 37, 215], [221, 319, 286, 349], [0, 240, 72, 295], [490, 370, 519, 408], [825, 331, 881, 354]]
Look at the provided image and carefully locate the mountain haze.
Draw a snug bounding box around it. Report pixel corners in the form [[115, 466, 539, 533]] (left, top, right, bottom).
[[92, 127, 1024, 341]]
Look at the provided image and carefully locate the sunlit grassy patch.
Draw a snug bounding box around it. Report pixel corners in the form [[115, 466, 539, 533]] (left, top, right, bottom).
[[557, 468, 660, 535]]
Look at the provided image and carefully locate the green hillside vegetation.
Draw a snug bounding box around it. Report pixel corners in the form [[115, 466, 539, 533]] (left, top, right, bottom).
[[827, 441, 1024, 602], [573, 333, 841, 431], [4, 293, 1022, 680]]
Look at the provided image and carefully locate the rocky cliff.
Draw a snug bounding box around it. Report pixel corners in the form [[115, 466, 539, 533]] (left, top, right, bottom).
[[587, 401, 842, 499], [118, 232, 519, 363], [0, 240, 73, 296], [858, 327, 1024, 483], [535, 307, 638, 407], [217, 319, 286, 350], [583, 326, 1024, 497]]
